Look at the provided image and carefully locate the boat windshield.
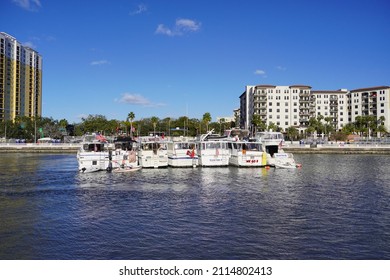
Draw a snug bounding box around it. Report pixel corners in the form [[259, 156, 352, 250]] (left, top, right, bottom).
[[256, 132, 284, 140], [83, 143, 105, 152], [202, 142, 226, 149], [174, 143, 195, 150], [230, 142, 262, 151]]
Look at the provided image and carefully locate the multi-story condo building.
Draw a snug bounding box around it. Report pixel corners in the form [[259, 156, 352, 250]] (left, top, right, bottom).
[[311, 89, 349, 130], [240, 84, 390, 133], [348, 86, 390, 128], [240, 84, 312, 132], [0, 32, 42, 122]]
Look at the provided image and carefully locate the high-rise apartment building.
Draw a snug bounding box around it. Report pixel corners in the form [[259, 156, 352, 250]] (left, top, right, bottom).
[[0, 32, 42, 122], [240, 84, 390, 133]]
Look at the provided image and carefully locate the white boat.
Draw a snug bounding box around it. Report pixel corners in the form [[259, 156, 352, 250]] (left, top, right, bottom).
[[255, 131, 300, 168], [196, 130, 229, 167], [77, 134, 112, 173], [228, 140, 265, 167], [225, 129, 265, 167], [137, 136, 168, 168], [112, 165, 142, 173], [111, 136, 141, 171], [167, 139, 198, 167]]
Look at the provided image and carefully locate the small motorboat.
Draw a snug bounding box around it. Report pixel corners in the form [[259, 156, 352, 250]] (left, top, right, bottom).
[[112, 165, 142, 173], [274, 162, 302, 169]]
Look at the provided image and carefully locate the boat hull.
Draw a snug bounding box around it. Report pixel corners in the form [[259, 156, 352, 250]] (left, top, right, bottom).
[[168, 156, 199, 167]]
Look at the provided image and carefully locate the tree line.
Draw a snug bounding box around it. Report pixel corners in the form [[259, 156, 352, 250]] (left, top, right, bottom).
[[1, 112, 387, 142], [0, 112, 233, 142], [251, 114, 387, 141]]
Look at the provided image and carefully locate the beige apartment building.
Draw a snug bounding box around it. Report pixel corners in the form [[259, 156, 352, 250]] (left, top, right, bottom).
[[0, 32, 42, 122], [240, 85, 390, 134]]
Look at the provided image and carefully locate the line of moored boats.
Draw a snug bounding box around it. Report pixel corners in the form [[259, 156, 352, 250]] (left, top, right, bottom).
[[77, 129, 301, 173]]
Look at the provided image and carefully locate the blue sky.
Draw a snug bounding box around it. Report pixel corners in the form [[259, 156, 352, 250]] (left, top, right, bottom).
[[2, 0, 390, 123]]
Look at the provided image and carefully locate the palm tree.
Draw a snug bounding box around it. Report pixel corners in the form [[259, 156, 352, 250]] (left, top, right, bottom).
[[127, 112, 135, 137], [151, 116, 159, 136], [202, 112, 212, 133], [251, 114, 266, 134], [286, 126, 299, 141], [219, 118, 226, 134]]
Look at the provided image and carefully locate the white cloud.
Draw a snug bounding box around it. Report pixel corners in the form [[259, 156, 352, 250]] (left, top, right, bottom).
[[155, 18, 201, 37], [176, 18, 201, 32], [12, 0, 41, 11], [254, 69, 266, 76], [155, 24, 175, 37], [130, 3, 147, 15], [116, 93, 165, 107], [90, 60, 109, 66], [276, 66, 287, 71]]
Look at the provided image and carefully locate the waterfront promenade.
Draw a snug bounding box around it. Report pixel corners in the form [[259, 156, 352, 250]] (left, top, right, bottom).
[[1, 142, 390, 154]]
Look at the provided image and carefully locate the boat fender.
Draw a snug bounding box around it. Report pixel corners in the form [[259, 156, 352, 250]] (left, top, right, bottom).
[[106, 162, 112, 172]]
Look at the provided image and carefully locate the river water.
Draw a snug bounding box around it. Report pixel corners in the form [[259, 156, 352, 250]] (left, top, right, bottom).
[[0, 153, 389, 260]]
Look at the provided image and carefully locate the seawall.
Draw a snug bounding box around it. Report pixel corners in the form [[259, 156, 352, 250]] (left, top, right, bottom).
[[0, 143, 81, 153], [283, 144, 390, 154]]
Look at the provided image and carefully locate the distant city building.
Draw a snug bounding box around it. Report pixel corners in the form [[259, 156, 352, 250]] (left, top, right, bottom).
[[239, 84, 390, 133], [0, 32, 42, 122], [216, 116, 235, 123]]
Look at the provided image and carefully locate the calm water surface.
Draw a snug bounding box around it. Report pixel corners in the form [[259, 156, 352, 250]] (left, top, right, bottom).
[[0, 153, 389, 259]]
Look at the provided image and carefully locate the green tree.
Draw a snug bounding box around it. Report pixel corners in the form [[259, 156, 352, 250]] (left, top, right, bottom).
[[376, 116, 387, 137], [150, 116, 159, 136], [251, 114, 267, 134], [202, 112, 212, 133], [286, 126, 299, 141], [268, 121, 281, 132]]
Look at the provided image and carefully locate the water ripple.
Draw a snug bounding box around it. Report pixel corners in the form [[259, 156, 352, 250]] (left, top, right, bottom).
[[0, 153, 390, 259]]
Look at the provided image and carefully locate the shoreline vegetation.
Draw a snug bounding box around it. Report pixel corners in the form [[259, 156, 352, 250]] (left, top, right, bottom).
[[1, 143, 390, 154]]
